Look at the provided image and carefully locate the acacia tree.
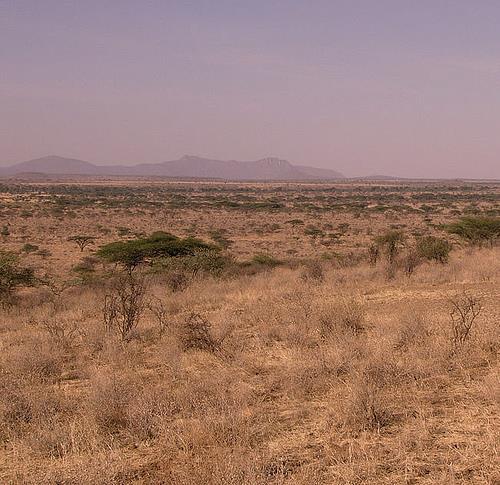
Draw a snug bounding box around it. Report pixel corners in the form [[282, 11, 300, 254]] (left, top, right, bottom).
[[97, 232, 216, 273], [68, 235, 96, 252]]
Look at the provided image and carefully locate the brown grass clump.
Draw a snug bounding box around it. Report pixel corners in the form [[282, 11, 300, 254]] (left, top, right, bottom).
[[317, 295, 366, 337], [300, 260, 325, 283]]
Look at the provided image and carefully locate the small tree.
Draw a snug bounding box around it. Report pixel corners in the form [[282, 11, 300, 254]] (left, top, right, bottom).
[[375, 231, 405, 264], [0, 251, 36, 302], [103, 275, 147, 340], [68, 235, 96, 252]]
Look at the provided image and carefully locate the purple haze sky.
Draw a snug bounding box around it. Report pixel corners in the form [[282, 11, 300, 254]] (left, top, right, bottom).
[[1, 1, 500, 178]]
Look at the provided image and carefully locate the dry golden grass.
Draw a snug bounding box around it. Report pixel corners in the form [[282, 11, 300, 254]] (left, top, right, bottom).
[[0, 180, 499, 484]]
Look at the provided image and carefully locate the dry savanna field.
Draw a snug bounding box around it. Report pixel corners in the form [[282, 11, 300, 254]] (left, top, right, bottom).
[[0, 178, 499, 484]]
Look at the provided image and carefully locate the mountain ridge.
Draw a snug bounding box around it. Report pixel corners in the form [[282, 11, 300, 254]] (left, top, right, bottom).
[[0, 155, 345, 180]]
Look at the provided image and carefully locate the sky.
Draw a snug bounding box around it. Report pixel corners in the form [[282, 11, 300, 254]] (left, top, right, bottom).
[[1, 1, 500, 178]]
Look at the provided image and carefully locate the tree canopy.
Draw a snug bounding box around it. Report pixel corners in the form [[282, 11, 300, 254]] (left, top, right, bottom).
[[97, 232, 217, 271], [446, 217, 500, 245]]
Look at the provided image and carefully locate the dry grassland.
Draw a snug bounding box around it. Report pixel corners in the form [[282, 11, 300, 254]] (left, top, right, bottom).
[[0, 179, 498, 484]]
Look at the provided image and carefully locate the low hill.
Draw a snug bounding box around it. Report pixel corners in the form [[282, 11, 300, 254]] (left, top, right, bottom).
[[0, 155, 344, 180]]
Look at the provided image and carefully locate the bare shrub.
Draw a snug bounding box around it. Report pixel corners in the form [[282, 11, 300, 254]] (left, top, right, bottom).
[[479, 369, 500, 405], [367, 243, 379, 266], [449, 292, 482, 349], [262, 456, 302, 480], [180, 313, 220, 352], [148, 296, 170, 335], [400, 248, 422, 277], [0, 386, 34, 434], [72, 255, 99, 274], [341, 359, 403, 432], [43, 279, 72, 299], [300, 260, 324, 283], [384, 261, 397, 280], [38, 315, 83, 348], [165, 270, 190, 292], [103, 275, 147, 340], [338, 297, 366, 333]]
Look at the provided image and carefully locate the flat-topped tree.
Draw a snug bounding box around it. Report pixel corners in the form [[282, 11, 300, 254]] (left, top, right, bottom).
[[97, 231, 216, 273], [68, 235, 97, 252]]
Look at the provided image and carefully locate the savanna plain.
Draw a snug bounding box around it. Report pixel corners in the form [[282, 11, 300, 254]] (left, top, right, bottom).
[[0, 179, 499, 484]]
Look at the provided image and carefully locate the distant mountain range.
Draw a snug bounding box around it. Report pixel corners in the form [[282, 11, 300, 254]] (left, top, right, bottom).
[[0, 155, 345, 180]]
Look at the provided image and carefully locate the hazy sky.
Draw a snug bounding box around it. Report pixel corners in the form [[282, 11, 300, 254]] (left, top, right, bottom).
[[1, 1, 500, 178]]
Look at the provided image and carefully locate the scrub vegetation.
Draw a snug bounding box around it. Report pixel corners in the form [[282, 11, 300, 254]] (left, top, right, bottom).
[[0, 179, 499, 484]]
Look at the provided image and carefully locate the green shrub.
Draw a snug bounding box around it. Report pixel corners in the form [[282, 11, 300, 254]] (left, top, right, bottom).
[[251, 253, 282, 267], [304, 225, 324, 238], [208, 229, 233, 249], [446, 217, 500, 245], [157, 249, 232, 278], [416, 236, 452, 263], [0, 251, 36, 301], [72, 256, 99, 274], [21, 243, 39, 253]]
